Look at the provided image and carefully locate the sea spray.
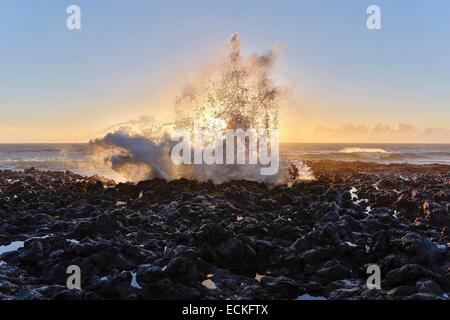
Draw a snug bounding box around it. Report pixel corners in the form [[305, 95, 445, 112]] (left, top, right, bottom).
[[90, 34, 314, 184]]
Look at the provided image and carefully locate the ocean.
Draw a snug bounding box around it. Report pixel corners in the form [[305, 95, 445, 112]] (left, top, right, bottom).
[[0, 143, 449, 180]]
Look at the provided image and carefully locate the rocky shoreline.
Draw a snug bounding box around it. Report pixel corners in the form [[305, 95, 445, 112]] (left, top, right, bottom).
[[0, 160, 449, 300]]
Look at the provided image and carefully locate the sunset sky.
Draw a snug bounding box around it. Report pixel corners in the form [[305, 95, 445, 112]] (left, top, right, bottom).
[[1, 0, 449, 143]]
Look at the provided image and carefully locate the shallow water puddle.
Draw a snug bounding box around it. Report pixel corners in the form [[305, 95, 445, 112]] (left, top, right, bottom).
[[255, 273, 265, 282], [202, 279, 217, 290], [33, 234, 53, 240], [345, 241, 357, 248], [349, 187, 358, 201], [0, 241, 24, 256], [130, 272, 142, 289], [0, 233, 56, 256], [350, 187, 371, 215], [339, 279, 359, 287], [355, 199, 368, 205], [0, 235, 56, 259], [296, 294, 327, 301]]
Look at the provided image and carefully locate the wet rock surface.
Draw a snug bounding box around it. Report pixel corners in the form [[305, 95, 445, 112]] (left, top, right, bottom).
[[0, 161, 449, 300]]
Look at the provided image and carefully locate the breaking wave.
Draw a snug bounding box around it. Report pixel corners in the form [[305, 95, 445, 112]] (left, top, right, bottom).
[[339, 147, 389, 154], [334, 147, 395, 161]]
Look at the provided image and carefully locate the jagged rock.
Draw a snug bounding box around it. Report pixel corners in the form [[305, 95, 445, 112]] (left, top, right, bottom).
[[0, 161, 449, 300]]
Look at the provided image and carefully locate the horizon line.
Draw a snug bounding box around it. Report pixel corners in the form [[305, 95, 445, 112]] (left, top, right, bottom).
[[1, 141, 450, 145]]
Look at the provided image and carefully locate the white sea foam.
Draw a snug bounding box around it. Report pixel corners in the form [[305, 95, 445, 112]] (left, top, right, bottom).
[[339, 147, 389, 154]]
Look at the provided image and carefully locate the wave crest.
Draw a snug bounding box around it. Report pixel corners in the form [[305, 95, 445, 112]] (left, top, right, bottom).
[[339, 147, 390, 154]]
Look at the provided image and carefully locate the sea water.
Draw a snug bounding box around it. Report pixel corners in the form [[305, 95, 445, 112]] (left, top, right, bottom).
[[0, 143, 449, 181]]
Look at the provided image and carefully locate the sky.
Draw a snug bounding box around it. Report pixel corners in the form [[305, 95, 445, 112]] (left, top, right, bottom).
[[0, 0, 449, 143]]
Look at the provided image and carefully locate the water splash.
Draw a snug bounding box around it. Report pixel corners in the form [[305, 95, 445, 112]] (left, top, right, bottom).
[[174, 34, 282, 134], [90, 34, 313, 184]]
